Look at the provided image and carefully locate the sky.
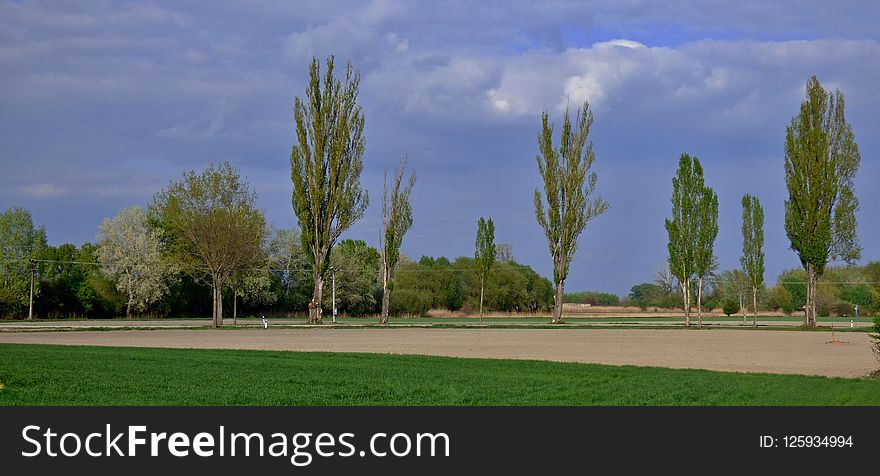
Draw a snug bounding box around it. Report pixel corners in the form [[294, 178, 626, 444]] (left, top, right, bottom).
[[1, 0, 878, 295]]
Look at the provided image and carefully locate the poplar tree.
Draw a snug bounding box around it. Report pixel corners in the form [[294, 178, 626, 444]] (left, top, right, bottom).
[[534, 101, 608, 324], [474, 217, 495, 323], [290, 55, 369, 324], [665, 154, 714, 327], [693, 182, 718, 329], [740, 194, 765, 328], [784, 76, 861, 326], [380, 158, 416, 324]]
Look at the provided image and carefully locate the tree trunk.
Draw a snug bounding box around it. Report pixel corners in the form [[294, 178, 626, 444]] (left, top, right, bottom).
[[380, 263, 390, 324], [233, 293, 237, 326], [552, 279, 564, 323], [479, 277, 485, 324], [309, 275, 324, 324], [741, 293, 745, 325], [681, 280, 690, 327], [805, 263, 816, 326], [752, 286, 758, 328], [697, 277, 703, 329]]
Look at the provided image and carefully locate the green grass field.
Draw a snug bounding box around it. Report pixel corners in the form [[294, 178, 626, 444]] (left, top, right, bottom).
[[0, 344, 877, 406]]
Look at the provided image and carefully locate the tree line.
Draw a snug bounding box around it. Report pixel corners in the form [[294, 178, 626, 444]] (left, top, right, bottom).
[[0, 57, 866, 327]]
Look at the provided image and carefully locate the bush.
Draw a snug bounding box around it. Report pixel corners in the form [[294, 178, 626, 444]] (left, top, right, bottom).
[[390, 289, 432, 317], [722, 299, 740, 317], [831, 302, 854, 317]]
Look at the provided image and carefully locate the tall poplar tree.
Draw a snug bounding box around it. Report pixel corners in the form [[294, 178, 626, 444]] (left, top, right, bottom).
[[740, 194, 765, 328], [693, 182, 718, 329], [380, 158, 416, 324], [784, 76, 861, 326], [665, 154, 714, 327], [534, 101, 608, 324], [474, 217, 495, 323], [290, 55, 369, 324]]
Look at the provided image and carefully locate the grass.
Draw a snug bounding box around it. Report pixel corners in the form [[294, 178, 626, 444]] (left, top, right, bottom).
[[0, 344, 878, 406]]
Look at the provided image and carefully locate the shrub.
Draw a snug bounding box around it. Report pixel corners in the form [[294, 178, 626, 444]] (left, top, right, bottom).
[[831, 302, 854, 317], [722, 299, 740, 317], [390, 289, 432, 317]]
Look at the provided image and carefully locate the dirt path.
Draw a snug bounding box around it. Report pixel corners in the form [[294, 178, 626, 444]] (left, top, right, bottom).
[[0, 328, 875, 378]]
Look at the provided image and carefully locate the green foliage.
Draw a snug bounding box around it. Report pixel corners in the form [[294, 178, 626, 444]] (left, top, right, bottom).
[[380, 159, 416, 321], [290, 55, 368, 323], [389, 289, 432, 316], [150, 161, 268, 326], [474, 217, 496, 317], [740, 195, 765, 291], [534, 101, 608, 322], [665, 154, 716, 319], [784, 76, 861, 325], [565, 291, 620, 306], [325, 239, 380, 316], [722, 299, 740, 317], [0, 207, 47, 317]]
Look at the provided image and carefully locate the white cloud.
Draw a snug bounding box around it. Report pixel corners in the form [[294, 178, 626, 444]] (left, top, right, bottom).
[[157, 98, 231, 139], [18, 183, 67, 198]]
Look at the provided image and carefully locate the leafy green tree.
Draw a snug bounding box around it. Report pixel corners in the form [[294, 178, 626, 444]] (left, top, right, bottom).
[[324, 239, 380, 317], [380, 159, 416, 324], [665, 154, 712, 326], [0, 207, 47, 319], [290, 55, 369, 324], [740, 195, 765, 327], [475, 217, 496, 322], [722, 299, 740, 317], [97, 206, 176, 317], [267, 227, 311, 312], [230, 267, 276, 323], [150, 162, 268, 328], [534, 101, 608, 323], [784, 76, 862, 326], [693, 176, 718, 329]]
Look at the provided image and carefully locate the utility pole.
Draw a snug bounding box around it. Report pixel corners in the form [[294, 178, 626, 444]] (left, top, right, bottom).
[[28, 259, 35, 320], [331, 266, 337, 324], [740, 293, 744, 325]]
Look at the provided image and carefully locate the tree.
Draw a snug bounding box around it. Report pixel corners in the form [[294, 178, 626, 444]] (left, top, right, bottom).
[[267, 227, 311, 312], [230, 267, 276, 324], [784, 76, 861, 326], [740, 195, 765, 328], [0, 207, 47, 319], [534, 101, 608, 323], [495, 244, 514, 263], [693, 176, 718, 329], [151, 162, 268, 328], [97, 206, 176, 317], [665, 154, 712, 327], [475, 217, 496, 322], [380, 159, 416, 324], [290, 55, 369, 324], [722, 299, 740, 317], [325, 239, 381, 317]]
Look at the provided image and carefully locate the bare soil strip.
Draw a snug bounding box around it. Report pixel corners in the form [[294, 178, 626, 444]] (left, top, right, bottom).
[[0, 328, 875, 378]]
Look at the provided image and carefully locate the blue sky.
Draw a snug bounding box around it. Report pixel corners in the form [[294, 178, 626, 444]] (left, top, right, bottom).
[[1, 0, 878, 295]]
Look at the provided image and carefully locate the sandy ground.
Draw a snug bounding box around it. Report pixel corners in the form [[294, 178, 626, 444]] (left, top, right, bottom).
[[0, 327, 875, 378]]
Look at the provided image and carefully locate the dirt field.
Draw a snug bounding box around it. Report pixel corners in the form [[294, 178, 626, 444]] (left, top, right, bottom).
[[0, 327, 875, 378]]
